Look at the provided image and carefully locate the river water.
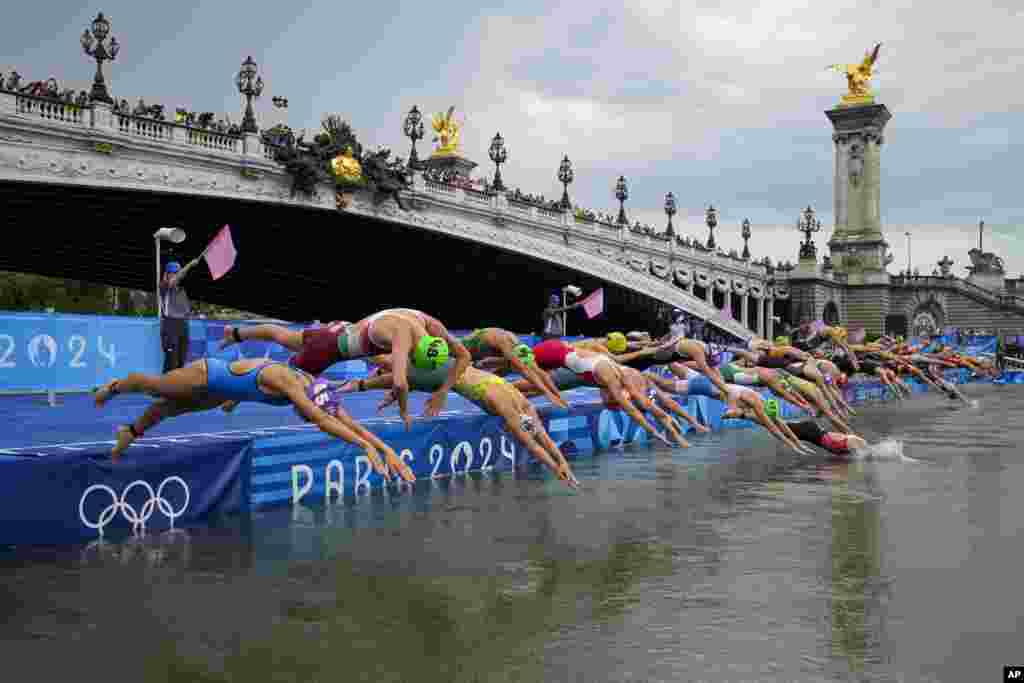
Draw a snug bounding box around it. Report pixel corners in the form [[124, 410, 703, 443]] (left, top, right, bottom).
[[1, 384, 1021, 682]]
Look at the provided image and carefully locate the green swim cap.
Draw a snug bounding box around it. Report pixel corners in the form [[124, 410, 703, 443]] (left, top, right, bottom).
[[514, 343, 535, 366], [764, 399, 780, 418], [606, 332, 627, 354], [413, 335, 449, 370]]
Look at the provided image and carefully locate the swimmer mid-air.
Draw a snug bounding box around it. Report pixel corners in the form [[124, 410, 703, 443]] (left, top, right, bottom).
[[93, 358, 413, 483], [220, 309, 471, 427]]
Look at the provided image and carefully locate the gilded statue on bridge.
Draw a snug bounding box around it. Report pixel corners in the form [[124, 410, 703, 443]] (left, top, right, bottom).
[[827, 43, 881, 106], [431, 106, 461, 156]]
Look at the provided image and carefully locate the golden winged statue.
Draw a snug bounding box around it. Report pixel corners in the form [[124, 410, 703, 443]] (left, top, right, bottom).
[[431, 106, 461, 156], [827, 43, 881, 106]]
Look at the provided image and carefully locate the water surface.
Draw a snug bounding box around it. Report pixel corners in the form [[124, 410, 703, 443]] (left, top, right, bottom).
[[1, 385, 1021, 682]]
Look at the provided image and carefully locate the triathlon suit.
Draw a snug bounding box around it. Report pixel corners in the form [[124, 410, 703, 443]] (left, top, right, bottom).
[[205, 358, 308, 406], [336, 308, 438, 360], [460, 329, 500, 362], [289, 321, 350, 375], [720, 362, 760, 386], [533, 339, 613, 387], [675, 367, 748, 402], [753, 347, 792, 369], [407, 360, 506, 410], [621, 344, 677, 372], [670, 338, 725, 367], [787, 419, 849, 453]]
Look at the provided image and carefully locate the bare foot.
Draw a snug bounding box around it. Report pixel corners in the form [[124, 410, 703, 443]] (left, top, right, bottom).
[[111, 425, 135, 462], [94, 381, 119, 407]]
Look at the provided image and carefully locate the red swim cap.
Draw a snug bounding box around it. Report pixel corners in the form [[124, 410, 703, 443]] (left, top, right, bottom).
[[821, 432, 849, 454], [533, 339, 571, 370]]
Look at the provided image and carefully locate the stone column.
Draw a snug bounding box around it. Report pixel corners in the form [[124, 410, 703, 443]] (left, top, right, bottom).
[[243, 132, 263, 160], [741, 294, 750, 333], [90, 101, 116, 134], [0, 91, 15, 116], [755, 297, 764, 338], [704, 281, 712, 305], [825, 103, 892, 285], [766, 298, 774, 339]]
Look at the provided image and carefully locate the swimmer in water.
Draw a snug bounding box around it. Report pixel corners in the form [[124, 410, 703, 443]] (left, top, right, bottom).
[[781, 415, 868, 456], [92, 358, 413, 483], [523, 340, 674, 446], [219, 309, 471, 427], [351, 357, 579, 488], [718, 360, 816, 414]]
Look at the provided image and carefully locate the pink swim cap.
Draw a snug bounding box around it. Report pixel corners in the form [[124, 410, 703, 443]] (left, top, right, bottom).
[[533, 339, 571, 370]]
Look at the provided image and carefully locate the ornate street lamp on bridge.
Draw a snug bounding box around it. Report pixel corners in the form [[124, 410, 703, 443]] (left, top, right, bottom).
[[558, 155, 574, 210], [705, 205, 718, 250], [797, 205, 821, 259], [615, 176, 629, 225], [664, 192, 677, 238], [236, 56, 264, 134], [402, 106, 425, 169], [80, 12, 119, 105], [488, 132, 507, 192], [741, 218, 751, 259]]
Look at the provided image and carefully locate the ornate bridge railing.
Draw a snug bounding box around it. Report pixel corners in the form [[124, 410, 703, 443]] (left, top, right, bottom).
[[0, 90, 774, 339], [891, 274, 1024, 313]]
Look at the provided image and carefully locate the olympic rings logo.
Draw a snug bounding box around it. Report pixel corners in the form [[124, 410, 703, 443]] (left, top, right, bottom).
[[78, 477, 190, 536]]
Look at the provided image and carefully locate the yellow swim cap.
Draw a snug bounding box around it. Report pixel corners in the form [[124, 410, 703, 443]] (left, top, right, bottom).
[[606, 332, 627, 354]]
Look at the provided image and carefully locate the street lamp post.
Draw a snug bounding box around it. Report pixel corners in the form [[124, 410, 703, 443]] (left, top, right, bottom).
[[615, 176, 629, 225], [905, 231, 911, 276], [235, 56, 264, 134], [80, 12, 119, 104], [558, 155, 574, 210], [403, 106, 425, 169], [664, 192, 677, 238], [488, 132, 507, 192], [153, 228, 186, 320], [741, 218, 751, 259], [797, 206, 822, 259], [705, 205, 718, 250]]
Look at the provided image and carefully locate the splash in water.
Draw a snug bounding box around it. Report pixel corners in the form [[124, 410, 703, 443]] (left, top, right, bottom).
[[853, 439, 920, 463]]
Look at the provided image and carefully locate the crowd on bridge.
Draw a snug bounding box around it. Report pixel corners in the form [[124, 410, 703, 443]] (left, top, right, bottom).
[[91, 305, 1001, 488]]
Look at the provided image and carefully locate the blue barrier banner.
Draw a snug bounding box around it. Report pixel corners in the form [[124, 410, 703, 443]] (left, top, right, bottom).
[[0, 439, 249, 546], [0, 312, 162, 393]]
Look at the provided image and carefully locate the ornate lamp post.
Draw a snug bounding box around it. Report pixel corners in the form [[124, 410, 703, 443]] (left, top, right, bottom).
[[797, 205, 822, 259], [615, 176, 629, 225], [488, 132, 507, 192], [741, 218, 751, 259], [80, 12, 119, 104], [558, 155, 574, 210], [664, 192, 677, 238], [236, 56, 264, 134], [403, 105, 425, 169], [705, 205, 718, 250]]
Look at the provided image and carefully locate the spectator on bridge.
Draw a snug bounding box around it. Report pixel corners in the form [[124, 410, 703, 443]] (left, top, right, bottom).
[[541, 294, 584, 340], [160, 258, 200, 372], [668, 309, 689, 339]]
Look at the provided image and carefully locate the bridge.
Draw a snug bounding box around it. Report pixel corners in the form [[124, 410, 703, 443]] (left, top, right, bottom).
[[0, 87, 781, 340]]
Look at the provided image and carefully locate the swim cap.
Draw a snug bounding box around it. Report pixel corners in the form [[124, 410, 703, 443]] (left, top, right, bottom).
[[775, 336, 789, 345], [533, 339, 571, 370], [606, 332, 627, 354], [837, 373, 848, 387], [413, 335, 448, 370], [165, 261, 181, 273], [514, 343, 535, 366], [764, 399, 780, 418]]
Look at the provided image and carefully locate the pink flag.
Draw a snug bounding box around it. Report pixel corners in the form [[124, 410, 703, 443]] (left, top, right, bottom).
[[203, 225, 237, 280], [581, 288, 604, 319]]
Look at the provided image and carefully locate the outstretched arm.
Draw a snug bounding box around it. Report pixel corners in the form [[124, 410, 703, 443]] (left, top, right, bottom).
[[423, 321, 470, 417], [167, 256, 202, 288]]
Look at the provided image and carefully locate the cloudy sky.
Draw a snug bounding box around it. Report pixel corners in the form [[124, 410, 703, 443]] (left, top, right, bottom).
[[5, 1, 1021, 275]]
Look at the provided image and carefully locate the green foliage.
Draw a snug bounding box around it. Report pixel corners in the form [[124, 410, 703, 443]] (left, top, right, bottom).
[[0, 271, 116, 314]]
